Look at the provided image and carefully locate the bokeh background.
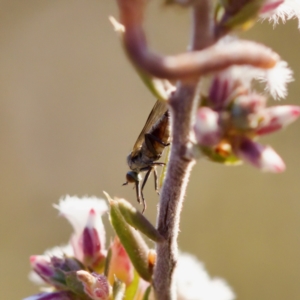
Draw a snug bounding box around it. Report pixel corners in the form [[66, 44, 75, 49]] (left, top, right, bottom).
[[1, 1, 300, 299]]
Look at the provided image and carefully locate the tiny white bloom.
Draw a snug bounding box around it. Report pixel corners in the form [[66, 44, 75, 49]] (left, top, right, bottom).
[[264, 0, 300, 27], [54, 196, 108, 235], [175, 253, 235, 300], [257, 60, 294, 99]]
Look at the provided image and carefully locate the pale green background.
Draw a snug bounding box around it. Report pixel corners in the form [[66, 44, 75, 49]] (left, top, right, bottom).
[[1, 1, 300, 299]]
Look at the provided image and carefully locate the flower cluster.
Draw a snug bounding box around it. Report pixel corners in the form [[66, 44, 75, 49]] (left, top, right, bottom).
[[193, 63, 300, 172], [24, 196, 235, 300]]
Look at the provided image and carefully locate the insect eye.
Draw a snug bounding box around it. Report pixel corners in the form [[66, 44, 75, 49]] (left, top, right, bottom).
[[126, 171, 142, 183]]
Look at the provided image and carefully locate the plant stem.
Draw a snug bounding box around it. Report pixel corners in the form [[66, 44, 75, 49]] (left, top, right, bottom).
[[153, 83, 197, 300], [153, 1, 215, 299]]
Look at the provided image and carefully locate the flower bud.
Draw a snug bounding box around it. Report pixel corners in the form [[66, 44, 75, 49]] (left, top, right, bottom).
[[30, 256, 66, 289], [77, 270, 110, 300], [256, 105, 300, 135], [81, 209, 105, 268], [235, 138, 285, 172], [51, 256, 83, 272], [194, 107, 222, 147], [54, 196, 108, 265], [208, 76, 231, 109]]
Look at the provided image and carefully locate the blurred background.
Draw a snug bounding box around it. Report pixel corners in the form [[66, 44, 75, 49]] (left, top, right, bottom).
[[1, 1, 300, 299]]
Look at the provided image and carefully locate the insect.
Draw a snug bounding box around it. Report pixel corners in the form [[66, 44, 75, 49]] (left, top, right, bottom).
[[123, 99, 171, 213]]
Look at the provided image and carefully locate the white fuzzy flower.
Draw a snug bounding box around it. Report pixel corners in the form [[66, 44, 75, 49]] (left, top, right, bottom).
[[257, 60, 294, 99], [261, 0, 300, 27], [175, 253, 235, 300]]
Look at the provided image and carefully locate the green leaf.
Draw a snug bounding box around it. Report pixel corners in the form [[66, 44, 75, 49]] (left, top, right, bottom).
[[118, 199, 164, 243], [142, 286, 152, 300], [124, 270, 140, 300], [106, 193, 152, 282]]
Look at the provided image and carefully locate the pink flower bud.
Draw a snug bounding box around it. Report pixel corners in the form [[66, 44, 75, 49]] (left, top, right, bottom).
[[81, 209, 105, 268], [107, 237, 134, 286], [256, 105, 300, 135], [194, 107, 222, 147], [77, 271, 110, 300], [54, 196, 108, 264], [236, 138, 285, 173]]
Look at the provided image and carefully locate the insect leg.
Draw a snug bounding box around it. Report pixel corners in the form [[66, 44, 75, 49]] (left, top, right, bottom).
[[140, 167, 153, 213], [153, 167, 160, 195], [135, 180, 141, 204]]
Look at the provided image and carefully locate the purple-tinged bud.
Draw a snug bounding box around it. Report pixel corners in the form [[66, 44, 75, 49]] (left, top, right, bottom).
[[81, 209, 105, 268], [77, 270, 110, 300], [194, 107, 222, 147], [30, 256, 55, 279], [235, 138, 285, 172], [51, 256, 84, 272], [23, 291, 73, 300], [30, 256, 66, 288], [54, 196, 107, 264], [107, 237, 134, 286], [209, 76, 230, 109], [256, 105, 300, 135]]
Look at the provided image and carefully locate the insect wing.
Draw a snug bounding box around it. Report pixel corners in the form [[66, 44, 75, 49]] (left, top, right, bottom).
[[131, 100, 168, 157]]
